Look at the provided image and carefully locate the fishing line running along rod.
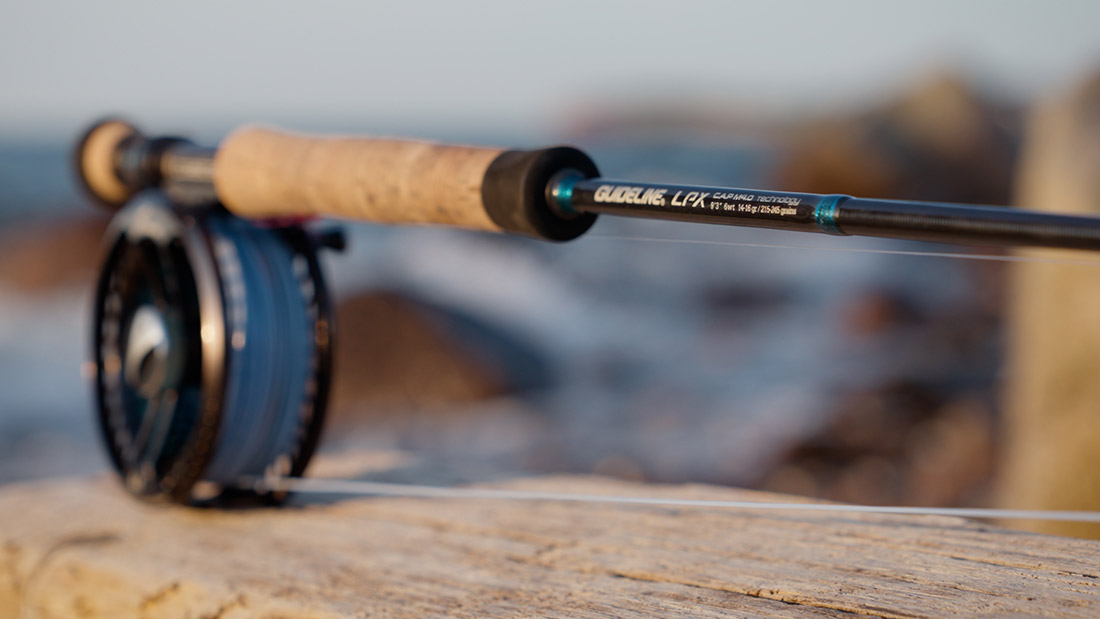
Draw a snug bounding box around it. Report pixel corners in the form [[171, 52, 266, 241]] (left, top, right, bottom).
[[76, 119, 1100, 506]]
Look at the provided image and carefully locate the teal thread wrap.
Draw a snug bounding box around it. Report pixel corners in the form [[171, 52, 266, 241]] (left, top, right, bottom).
[[814, 195, 845, 235]]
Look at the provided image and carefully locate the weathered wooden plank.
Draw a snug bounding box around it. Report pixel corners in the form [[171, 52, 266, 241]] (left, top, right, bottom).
[[2, 467, 1100, 618]]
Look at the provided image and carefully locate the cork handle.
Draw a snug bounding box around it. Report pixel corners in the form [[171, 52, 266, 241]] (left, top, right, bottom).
[[213, 127, 507, 231], [75, 118, 600, 240]]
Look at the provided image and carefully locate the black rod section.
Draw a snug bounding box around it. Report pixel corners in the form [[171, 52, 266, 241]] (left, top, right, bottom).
[[560, 178, 1100, 251]]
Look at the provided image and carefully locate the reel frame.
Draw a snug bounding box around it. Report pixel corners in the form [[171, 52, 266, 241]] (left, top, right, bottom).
[[92, 193, 334, 504]]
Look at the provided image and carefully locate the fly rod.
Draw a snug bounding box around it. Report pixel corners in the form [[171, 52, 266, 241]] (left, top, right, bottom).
[[79, 119, 1100, 249], [75, 119, 1100, 504]]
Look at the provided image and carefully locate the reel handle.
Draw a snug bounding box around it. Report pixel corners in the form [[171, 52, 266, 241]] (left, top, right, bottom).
[[77, 120, 600, 241]]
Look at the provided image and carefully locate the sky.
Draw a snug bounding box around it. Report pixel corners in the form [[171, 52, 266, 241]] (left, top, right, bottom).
[[1, 0, 1099, 141]]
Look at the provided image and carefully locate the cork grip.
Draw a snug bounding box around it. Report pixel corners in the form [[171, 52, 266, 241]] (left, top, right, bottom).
[[213, 127, 507, 231]]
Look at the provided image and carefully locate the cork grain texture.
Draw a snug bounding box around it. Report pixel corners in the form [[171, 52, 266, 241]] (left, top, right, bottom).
[[213, 128, 505, 231], [2, 465, 1100, 618]]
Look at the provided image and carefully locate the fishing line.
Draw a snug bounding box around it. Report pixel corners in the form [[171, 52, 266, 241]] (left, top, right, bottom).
[[202, 214, 316, 484], [246, 476, 1100, 524], [587, 234, 1100, 267]]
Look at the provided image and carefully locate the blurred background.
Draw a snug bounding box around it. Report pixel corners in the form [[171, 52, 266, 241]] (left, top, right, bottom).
[[2, 0, 1099, 512]]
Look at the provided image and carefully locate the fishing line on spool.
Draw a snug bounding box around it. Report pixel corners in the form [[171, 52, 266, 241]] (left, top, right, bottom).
[[201, 215, 314, 484]]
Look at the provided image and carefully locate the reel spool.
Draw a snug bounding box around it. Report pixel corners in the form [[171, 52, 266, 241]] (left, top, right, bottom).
[[90, 190, 334, 504]]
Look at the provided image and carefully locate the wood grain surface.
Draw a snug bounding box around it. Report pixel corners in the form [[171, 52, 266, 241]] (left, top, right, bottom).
[[2, 465, 1100, 617]]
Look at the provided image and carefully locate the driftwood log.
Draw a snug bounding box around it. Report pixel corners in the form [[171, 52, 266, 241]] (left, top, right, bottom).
[[3, 454, 1100, 618]]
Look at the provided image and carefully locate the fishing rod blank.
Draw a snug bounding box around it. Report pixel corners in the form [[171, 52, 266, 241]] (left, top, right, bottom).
[[561, 179, 1100, 250], [74, 118, 1100, 505]]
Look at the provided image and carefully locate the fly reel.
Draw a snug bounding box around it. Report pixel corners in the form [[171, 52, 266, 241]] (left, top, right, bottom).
[[81, 119, 338, 503], [92, 194, 334, 503]]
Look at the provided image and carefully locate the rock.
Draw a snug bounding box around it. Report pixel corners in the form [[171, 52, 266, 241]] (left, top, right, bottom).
[[0, 212, 108, 292], [774, 72, 1021, 204], [329, 290, 554, 423], [840, 289, 921, 338], [755, 386, 996, 508]]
